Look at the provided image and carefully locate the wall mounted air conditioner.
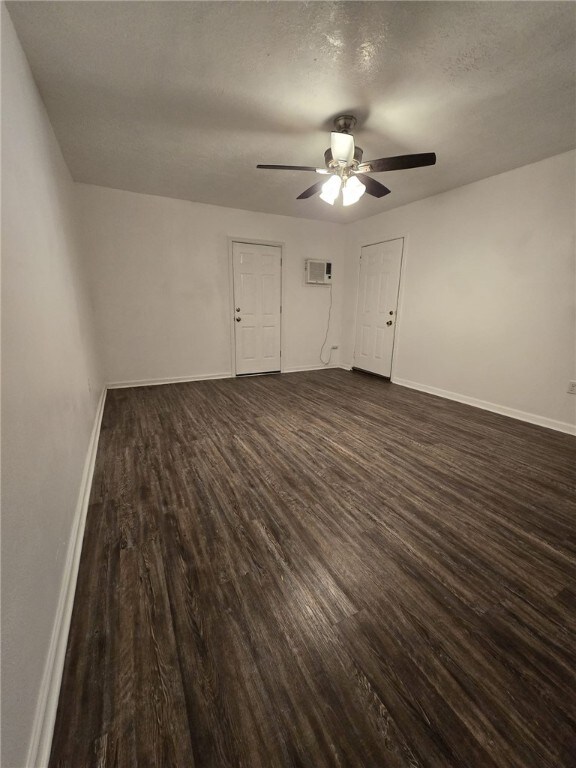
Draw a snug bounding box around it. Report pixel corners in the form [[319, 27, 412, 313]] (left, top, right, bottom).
[[305, 260, 332, 285]]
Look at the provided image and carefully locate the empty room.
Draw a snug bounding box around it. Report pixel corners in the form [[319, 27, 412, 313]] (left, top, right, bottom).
[[2, 1, 576, 766]]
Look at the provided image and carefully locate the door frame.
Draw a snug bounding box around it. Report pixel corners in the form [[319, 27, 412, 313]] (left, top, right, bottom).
[[351, 236, 408, 382], [227, 237, 285, 376]]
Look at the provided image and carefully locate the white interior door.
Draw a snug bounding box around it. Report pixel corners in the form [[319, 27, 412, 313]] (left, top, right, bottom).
[[353, 238, 403, 378], [232, 242, 281, 375]]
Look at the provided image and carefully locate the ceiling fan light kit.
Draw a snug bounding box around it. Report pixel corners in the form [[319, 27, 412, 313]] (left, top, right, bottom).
[[330, 131, 355, 164], [257, 114, 436, 208], [342, 175, 366, 206], [319, 174, 342, 205]]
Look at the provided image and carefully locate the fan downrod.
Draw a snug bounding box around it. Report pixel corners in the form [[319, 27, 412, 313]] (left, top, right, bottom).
[[333, 114, 357, 134]]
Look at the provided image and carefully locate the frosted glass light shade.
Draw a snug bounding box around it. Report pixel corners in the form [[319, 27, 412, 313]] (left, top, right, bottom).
[[330, 132, 355, 164], [319, 174, 342, 205], [342, 176, 366, 206]]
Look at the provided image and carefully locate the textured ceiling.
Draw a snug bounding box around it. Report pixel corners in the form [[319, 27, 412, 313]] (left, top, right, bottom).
[[7, 1, 576, 223]]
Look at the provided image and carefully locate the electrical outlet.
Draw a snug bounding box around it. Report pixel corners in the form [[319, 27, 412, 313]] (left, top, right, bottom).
[[568, 381, 576, 395], [331, 345, 339, 350]]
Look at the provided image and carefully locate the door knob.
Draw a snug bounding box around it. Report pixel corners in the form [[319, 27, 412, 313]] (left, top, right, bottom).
[[236, 307, 241, 312], [386, 320, 393, 326], [236, 317, 242, 322]]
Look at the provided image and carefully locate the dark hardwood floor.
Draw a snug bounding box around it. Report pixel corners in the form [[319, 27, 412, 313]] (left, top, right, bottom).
[[50, 369, 576, 768]]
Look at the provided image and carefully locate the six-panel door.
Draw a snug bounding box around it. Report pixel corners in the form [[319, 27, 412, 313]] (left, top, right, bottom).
[[232, 242, 282, 375], [353, 238, 403, 378]]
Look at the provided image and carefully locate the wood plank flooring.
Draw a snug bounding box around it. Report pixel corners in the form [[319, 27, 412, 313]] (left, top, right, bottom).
[[50, 369, 576, 768]]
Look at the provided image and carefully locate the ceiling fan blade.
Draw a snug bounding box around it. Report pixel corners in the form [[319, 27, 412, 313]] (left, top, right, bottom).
[[358, 153, 436, 173], [297, 179, 326, 199], [355, 173, 391, 198], [330, 132, 355, 164], [257, 164, 321, 172]]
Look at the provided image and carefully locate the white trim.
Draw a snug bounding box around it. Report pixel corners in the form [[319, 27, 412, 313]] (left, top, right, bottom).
[[390, 235, 409, 382], [26, 387, 107, 768], [109, 367, 350, 388], [227, 236, 285, 248], [393, 377, 576, 435], [227, 239, 237, 376], [107, 372, 232, 389], [350, 247, 362, 366], [282, 363, 341, 373]]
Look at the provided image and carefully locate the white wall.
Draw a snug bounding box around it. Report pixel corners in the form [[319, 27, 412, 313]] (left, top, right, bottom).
[[1, 9, 103, 766], [76, 184, 346, 385], [342, 151, 576, 431]]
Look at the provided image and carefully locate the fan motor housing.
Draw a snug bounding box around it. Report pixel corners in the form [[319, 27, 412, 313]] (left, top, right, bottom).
[[333, 115, 357, 134]]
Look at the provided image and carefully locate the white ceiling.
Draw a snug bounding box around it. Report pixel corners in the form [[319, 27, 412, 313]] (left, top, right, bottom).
[[7, 1, 576, 223]]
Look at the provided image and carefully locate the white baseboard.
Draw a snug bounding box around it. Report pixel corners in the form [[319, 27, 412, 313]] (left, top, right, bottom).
[[107, 371, 233, 389], [108, 366, 356, 388], [393, 377, 576, 436], [282, 363, 342, 373], [26, 387, 107, 768]]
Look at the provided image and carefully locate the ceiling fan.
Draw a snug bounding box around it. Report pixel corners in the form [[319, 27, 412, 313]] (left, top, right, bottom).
[[257, 115, 436, 206]]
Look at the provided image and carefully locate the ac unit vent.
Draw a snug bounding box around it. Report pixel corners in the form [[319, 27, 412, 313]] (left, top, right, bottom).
[[305, 260, 332, 285]]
